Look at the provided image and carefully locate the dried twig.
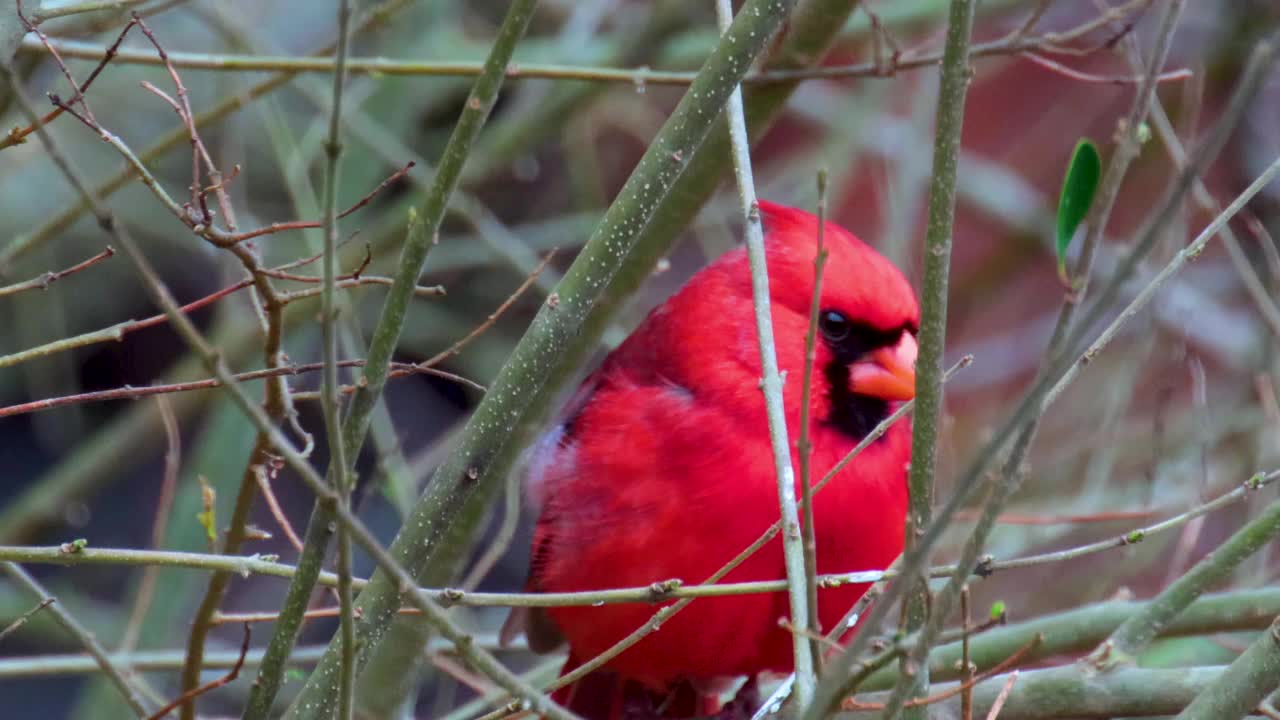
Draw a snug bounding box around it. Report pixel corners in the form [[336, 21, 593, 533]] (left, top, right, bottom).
[[0, 247, 114, 298], [417, 249, 556, 369], [0, 358, 479, 419], [0, 598, 55, 644], [118, 397, 181, 654], [250, 465, 305, 553], [144, 624, 250, 720], [841, 635, 1041, 711], [983, 671, 1020, 720], [1, 563, 152, 717], [20, 0, 1159, 88], [1020, 51, 1190, 85]]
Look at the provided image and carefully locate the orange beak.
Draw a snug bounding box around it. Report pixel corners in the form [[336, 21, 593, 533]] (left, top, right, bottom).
[[848, 333, 917, 401]]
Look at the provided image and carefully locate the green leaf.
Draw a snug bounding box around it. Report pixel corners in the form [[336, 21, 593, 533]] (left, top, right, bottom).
[[196, 475, 217, 545], [1055, 139, 1102, 280], [989, 600, 1006, 621]]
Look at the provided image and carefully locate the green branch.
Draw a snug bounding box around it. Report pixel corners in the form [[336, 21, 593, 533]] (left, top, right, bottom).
[[842, 664, 1235, 719], [244, 0, 543, 717], [1, 13, 573, 719], [893, 1, 977, 718], [858, 587, 1280, 691], [1093, 494, 1280, 667], [285, 3, 809, 714], [1173, 616, 1280, 720], [885, 4, 1187, 719], [29, 0, 149, 23], [807, 24, 1280, 720], [319, 0, 356, 717], [1, 563, 152, 717]]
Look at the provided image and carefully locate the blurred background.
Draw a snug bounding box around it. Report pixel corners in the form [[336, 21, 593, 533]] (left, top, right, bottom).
[[1, 0, 1278, 717]]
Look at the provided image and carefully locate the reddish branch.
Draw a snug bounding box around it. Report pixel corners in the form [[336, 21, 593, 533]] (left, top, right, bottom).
[[0, 360, 478, 418], [1021, 51, 1191, 85], [0, 246, 114, 298], [1, 15, 138, 149], [210, 162, 415, 245], [955, 509, 1159, 526], [417, 249, 557, 369], [144, 624, 251, 720], [0, 598, 55, 643], [1, 245, 553, 417]]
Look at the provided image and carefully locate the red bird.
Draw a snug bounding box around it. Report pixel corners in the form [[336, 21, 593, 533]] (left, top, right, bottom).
[[504, 201, 919, 718]]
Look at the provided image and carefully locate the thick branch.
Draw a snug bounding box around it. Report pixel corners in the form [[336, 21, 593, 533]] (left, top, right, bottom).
[[283, 1, 807, 716], [1172, 616, 1280, 720], [1094, 494, 1280, 667], [892, 0, 976, 718]]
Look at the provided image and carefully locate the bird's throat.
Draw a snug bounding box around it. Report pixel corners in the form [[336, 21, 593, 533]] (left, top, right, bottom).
[[824, 360, 892, 441]]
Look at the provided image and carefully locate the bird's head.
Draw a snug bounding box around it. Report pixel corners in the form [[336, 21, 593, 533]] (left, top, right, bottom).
[[758, 200, 920, 440], [621, 200, 919, 441]]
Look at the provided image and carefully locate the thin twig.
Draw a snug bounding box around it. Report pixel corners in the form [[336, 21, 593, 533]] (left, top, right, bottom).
[[2, 30, 576, 720], [797, 169, 830, 670], [245, 1, 551, 716], [0, 639, 518, 679], [1, 563, 152, 717], [0, 272, 442, 372], [812, 19, 1277, 719], [841, 635, 1040, 711], [1138, 80, 1280, 339], [144, 624, 250, 720], [953, 509, 1157, 525], [714, 0, 815, 706], [15, 0, 97, 125], [3, 471, 1271, 613], [0, 598, 55, 644], [21, 1, 1157, 87], [1020, 51, 1190, 85], [1090, 492, 1280, 667], [461, 470, 523, 591], [979, 470, 1280, 574], [0, 359, 478, 419], [317, 0, 357, 716], [250, 465, 305, 553], [30, 0, 150, 23], [118, 396, 181, 654], [205, 162, 414, 246], [961, 586, 973, 720], [416, 249, 557, 369], [983, 671, 1020, 720], [0, 246, 114, 298]]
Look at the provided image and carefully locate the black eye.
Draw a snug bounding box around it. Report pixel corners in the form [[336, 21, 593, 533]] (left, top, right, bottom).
[[820, 310, 851, 342]]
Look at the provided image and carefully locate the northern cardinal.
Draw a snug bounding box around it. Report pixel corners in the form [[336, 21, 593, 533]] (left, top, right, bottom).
[[503, 201, 919, 718]]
